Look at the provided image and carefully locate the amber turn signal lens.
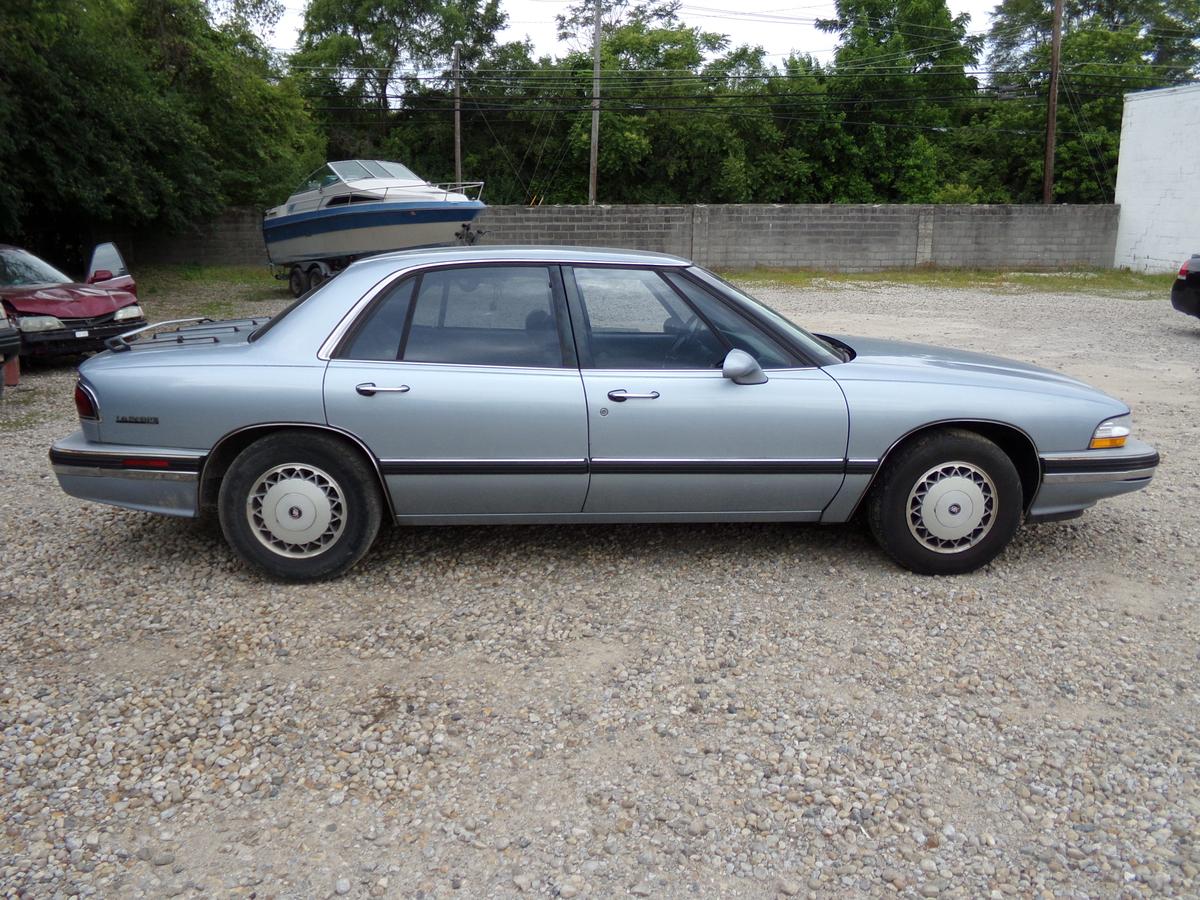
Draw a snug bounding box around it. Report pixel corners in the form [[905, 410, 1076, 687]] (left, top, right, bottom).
[[1089, 435, 1127, 449]]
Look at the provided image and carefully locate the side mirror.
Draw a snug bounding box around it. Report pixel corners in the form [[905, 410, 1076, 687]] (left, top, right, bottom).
[[722, 348, 767, 385], [88, 269, 114, 284]]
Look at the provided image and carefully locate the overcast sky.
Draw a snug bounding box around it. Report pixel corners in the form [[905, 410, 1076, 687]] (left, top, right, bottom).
[[272, 0, 1002, 63]]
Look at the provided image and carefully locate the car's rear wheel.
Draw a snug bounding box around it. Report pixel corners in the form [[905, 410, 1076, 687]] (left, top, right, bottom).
[[218, 431, 383, 580], [288, 265, 308, 298], [867, 428, 1022, 575]]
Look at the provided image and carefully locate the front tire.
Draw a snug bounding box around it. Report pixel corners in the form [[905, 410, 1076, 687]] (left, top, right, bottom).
[[867, 428, 1022, 575], [218, 431, 383, 580]]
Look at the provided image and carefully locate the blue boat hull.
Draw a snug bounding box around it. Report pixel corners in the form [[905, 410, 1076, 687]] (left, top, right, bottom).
[[262, 200, 486, 265]]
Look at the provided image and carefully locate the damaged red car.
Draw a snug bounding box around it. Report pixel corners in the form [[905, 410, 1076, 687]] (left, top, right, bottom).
[[0, 243, 145, 357]]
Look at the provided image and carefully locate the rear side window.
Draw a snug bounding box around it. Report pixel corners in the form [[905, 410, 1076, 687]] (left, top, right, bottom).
[[339, 265, 565, 368]]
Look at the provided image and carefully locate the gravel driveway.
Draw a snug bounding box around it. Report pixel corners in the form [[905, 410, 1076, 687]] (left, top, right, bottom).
[[1, 276, 1197, 898]]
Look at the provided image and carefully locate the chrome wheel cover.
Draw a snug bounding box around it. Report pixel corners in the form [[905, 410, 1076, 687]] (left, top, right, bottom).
[[906, 461, 996, 554], [246, 463, 346, 558]]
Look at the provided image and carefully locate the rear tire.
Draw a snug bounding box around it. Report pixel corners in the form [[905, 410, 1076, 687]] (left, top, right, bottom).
[[218, 431, 383, 580], [307, 265, 326, 290], [288, 265, 308, 298], [867, 428, 1022, 575]]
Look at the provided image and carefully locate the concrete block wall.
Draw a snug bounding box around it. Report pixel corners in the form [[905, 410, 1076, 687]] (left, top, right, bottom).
[[120, 203, 1120, 271]]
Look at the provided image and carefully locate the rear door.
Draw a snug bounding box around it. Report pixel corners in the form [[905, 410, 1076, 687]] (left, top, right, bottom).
[[323, 264, 590, 519], [566, 266, 849, 517]]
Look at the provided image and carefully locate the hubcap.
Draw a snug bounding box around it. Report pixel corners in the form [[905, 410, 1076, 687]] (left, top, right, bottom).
[[906, 461, 997, 554], [246, 463, 346, 558]]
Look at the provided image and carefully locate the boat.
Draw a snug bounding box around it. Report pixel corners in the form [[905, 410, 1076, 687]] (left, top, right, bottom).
[[262, 160, 485, 293]]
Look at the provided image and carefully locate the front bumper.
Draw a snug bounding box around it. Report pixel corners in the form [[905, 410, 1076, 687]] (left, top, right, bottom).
[[1029, 439, 1159, 521], [50, 430, 205, 517], [20, 319, 146, 356]]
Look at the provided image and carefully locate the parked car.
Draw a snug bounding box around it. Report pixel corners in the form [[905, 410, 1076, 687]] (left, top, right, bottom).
[[1172, 254, 1200, 319], [49, 246, 1159, 581], [0, 242, 144, 357]]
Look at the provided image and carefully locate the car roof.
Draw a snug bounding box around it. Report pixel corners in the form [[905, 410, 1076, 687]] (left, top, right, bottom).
[[350, 244, 692, 275]]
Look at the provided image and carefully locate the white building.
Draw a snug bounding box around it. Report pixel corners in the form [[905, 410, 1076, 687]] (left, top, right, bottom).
[[1113, 83, 1200, 272]]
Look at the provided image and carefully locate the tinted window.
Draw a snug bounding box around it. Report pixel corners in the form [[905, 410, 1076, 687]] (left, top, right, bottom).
[[341, 279, 417, 360], [662, 272, 793, 369], [572, 267, 727, 369], [403, 266, 563, 367]]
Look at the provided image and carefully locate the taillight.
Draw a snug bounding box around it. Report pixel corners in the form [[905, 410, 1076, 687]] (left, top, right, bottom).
[[74, 382, 98, 420], [1180, 260, 1191, 279]]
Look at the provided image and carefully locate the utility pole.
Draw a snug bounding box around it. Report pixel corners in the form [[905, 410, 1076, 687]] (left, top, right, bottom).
[[588, 0, 601, 205], [1041, 0, 1063, 204], [453, 41, 463, 185]]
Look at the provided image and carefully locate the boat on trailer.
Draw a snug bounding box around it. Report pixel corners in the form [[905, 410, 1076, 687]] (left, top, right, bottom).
[[263, 159, 485, 296]]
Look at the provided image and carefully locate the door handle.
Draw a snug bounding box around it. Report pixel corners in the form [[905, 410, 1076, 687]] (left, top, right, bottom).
[[356, 382, 410, 396], [607, 389, 660, 402]]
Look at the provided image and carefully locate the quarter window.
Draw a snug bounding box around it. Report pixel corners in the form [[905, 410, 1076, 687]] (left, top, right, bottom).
[[340, 278, 416, 361]]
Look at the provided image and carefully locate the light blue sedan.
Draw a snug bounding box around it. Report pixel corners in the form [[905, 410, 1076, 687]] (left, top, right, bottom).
[[50, 247, 1159, 580]]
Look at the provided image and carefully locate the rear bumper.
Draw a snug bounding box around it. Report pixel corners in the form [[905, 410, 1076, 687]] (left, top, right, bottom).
[[20, 319, 145, 356], [50, 431, 204, 517], [1029, 440, 1159, 521], [1171, 281, 1200, 318]]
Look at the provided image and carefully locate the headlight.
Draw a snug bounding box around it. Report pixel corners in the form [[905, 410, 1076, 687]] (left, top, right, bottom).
[[113, 305, 144, 322], [1090, 416, 1132, 450], [17, 315, 64, 332]]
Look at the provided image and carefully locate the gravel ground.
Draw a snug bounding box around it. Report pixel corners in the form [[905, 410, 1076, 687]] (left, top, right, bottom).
[[1, 275, 1197, 899]]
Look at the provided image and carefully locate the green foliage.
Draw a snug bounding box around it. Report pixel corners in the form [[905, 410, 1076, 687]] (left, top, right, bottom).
[[1, 0, 1194, 257], [0, 0, 322, 259]]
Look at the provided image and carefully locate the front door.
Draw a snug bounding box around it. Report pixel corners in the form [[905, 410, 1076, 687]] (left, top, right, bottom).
[[566, 266, 849, 517], [324, 264, 589, 519]]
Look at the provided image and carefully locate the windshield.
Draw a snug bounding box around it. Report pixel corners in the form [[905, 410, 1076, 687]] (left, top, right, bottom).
[[294, 164, 340, 195], [0, 248, 72, 287], [332, 160, 422, 182], [687, 267, 844, 365]]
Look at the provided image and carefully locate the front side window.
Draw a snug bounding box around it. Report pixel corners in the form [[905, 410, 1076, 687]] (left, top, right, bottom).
[[571, 267, 727, 369], [662, 272, 793, 369], [340, 266, 564, 368]]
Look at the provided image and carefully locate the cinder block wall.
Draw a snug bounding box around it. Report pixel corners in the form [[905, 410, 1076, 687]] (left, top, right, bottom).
[[120, 204, 1120, 271]]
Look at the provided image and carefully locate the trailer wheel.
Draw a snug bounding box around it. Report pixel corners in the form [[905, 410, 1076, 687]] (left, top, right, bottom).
[[288, 266, 308, 298], [308, 265, 327, 290]]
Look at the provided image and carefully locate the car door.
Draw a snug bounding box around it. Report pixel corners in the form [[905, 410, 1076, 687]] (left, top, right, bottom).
[[86, 242, 135, 294], [323, 264, 589, 520], [566, 266, 849, 518]]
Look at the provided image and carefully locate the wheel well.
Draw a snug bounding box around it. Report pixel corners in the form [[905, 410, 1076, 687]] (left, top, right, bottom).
[[199, 424, 391, 516], [868, 421, 1041, 512]]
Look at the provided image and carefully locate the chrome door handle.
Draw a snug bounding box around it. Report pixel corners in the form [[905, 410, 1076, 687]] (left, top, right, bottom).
[[356, 382, 410, 396], [607, 389, 660, 402]]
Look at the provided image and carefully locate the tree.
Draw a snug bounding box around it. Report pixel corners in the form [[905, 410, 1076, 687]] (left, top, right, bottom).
[[0, 0, 322, 257], [816, 0, 983, 201]]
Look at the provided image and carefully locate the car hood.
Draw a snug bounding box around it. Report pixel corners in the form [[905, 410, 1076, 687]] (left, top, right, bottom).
[[826, 334, 1119, 402], [1, 283, 136, 317]]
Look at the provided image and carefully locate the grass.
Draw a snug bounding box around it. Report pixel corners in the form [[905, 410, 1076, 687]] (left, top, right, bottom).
[[725, 266, 1175, 298], [137, 264, 282, 302]]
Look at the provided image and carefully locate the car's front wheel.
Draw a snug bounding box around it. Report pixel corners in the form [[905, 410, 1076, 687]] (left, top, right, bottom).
[[218, 431, 383, 580], [867, 428, 1023, 575]]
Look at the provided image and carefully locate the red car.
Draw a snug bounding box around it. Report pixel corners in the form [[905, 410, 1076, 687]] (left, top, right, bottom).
[[0, 243, 145, 357]]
